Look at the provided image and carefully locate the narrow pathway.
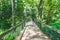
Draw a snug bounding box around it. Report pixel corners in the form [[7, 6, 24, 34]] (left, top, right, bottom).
[[14, 20, 51, 40]]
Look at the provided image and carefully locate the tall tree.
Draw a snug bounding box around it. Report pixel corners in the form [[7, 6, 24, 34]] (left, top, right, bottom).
[[38, 0, 43, 18], [12, 0, 15, 26], [37, 0, 43, 28], [46, 0, 52, 24]]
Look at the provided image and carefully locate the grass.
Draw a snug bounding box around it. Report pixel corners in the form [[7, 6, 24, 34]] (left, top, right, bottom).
[[0, 29, 7, 35], [48, 21, 60, 30], [41, 25, 60, 40], [0, 29, 17, 40], [0, 25, 22, 40], [40, 21, 60, 40]]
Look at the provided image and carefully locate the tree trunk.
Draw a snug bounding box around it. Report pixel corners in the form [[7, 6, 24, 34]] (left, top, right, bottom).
[[12, 0, 15, 26], [46, 0, 52, 24], [37, 0, 43, 28], [38, 0, 43, 18]]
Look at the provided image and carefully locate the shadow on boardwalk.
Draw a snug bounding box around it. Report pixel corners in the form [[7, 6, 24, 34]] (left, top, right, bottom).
[[14, 20, 51, 40], [34, 20, 60, 40], [21, 25, 51, 40]]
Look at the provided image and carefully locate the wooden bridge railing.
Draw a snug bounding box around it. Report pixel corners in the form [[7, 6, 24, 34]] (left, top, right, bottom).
[[33, 19, 60, 33], [44, 24, 60, 33], [0, 21, 25, 39]]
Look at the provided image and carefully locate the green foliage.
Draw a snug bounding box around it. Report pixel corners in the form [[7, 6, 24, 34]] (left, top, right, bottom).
[[0, 0, 12, 29], [41, 26, 60, 40], [42, 0, 60, 24], [0, 0, 60, 40], [0, 25, 22, 40], [49, 21, 60, 30]]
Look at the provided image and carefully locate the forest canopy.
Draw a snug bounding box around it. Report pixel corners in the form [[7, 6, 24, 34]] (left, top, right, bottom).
[[0, 0, 60, 40]]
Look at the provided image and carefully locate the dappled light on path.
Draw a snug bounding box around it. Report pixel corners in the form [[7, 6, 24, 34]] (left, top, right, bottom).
[[20, 20, 51, 40]]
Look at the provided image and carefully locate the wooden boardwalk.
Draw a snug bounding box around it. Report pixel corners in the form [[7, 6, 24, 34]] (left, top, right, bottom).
[[14, 21, 51, 40]]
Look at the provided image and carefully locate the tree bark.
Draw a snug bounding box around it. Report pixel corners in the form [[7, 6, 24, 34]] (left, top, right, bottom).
[[37, 0, 43, 28], [38, 0, 43, 18], [12, 0, 15, 26], [46, 0, 52, 24]]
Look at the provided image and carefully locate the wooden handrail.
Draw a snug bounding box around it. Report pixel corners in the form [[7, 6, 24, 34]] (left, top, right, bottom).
[[33, 19, 60, 34], [0, 22, 24, 39], [20, 25, 27, 40], [44, 24, 60, 33]]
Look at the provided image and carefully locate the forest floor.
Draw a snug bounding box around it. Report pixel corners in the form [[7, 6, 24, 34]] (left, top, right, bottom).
[[14, 20, 51, 40]]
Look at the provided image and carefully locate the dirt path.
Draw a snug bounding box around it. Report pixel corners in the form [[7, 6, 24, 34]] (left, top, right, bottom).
[[21, 25, 51, 40], [14, 20, 51, 40]]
